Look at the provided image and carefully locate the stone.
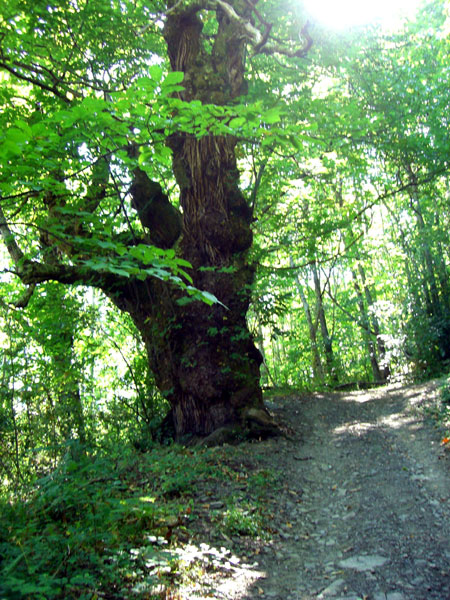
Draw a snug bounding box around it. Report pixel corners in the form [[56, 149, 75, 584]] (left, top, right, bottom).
[[386, 593, 406, 600], [339, 554, 388, 571], [415, 559, 427, 568], [318, 578, 345, 598]]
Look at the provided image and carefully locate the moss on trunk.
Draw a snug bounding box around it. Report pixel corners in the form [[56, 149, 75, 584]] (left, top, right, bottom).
[[109, 1, 275, 439]]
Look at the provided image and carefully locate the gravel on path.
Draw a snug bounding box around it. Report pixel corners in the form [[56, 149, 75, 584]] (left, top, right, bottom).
[[186, 381, 450, 600]]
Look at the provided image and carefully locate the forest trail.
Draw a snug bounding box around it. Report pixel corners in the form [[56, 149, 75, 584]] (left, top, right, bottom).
[[199, 381, 450, 600]]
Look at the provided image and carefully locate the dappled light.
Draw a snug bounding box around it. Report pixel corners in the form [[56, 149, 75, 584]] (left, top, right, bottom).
[[174, 543, 265, 598], [1, 0, 450, 597], [333, 420, 378, 436], [333, 382, 442, 436]]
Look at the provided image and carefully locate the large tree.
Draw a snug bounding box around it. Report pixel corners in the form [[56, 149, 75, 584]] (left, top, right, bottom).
[[0, 0, 311, 439]]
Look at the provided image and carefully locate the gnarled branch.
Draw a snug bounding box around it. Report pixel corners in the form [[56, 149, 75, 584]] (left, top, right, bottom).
[[0, 201, 128, 294], [211, 0, 312, 57], [165, 0, 312, 58]]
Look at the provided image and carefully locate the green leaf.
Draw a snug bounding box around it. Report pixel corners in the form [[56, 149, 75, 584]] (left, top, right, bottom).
[[13, 120, 32, 137], [6, 127, 29, 144], [175, 258, 193, 269], [263, 107, 281, 124], [175, 268, 193, 284], [198, 290, 221, 306], [228, 117, 246, 129], [164, 71, 184, 85], [134, 76, 157, 89], [149, 64, 163, 82], [176, 296, 195, 306], [108, 266, 131, 277]]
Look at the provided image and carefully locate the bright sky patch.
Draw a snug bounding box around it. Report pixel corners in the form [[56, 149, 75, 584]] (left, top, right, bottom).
[[302, 0, 424, 29]]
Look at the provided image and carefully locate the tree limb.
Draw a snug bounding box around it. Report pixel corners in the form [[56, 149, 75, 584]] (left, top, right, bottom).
[[0, 202, 129, 292], [13, 284, 36, 308], [0, 202, 25, 267], [0, 60, 73, 103], [326, 286, 377, 337], [18, 259, 128, 291], [209, 0, 312, 58]]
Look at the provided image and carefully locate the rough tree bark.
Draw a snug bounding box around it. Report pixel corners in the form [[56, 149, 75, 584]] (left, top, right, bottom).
[[1, 0, 311, 441], [120, 1, 269, 439]]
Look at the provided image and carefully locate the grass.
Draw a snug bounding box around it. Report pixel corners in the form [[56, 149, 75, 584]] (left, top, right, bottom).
[[0, 441, 278, 599]]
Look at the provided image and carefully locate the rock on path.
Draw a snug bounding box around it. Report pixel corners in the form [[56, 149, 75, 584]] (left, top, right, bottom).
[[237, 381, 450, 600]]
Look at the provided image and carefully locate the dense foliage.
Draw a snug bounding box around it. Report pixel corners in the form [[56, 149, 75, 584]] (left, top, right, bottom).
[[1, 0, 450, 596]]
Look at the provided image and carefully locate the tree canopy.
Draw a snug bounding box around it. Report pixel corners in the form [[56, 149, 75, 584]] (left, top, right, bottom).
[[2, 0, 450, 597], [1, 0, 450, 464]]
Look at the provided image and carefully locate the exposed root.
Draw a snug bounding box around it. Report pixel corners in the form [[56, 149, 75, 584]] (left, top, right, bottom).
[[198, 407, 288, 447]]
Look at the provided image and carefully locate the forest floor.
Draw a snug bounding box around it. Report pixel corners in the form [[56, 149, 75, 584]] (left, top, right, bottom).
[[180, 381, 450, 600]]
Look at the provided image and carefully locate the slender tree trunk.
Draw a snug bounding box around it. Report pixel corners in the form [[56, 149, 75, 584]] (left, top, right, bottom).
[[357, 264, 390, 381], [398, 228, 431, 315], [435, 238, 450, 313], [432, 204, 450, 313], [312, 261, 335, 380], [294, 270, 324, 383], [405, 163, 442, 317], [352, 270, 382, 382], [257, 322, 276, 387]]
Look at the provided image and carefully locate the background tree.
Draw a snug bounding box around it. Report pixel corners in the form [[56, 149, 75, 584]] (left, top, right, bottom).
[[247, 0, 450, 387]]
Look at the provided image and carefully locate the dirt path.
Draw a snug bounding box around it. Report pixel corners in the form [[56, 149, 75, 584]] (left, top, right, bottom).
[[201, 381, 450, 600]]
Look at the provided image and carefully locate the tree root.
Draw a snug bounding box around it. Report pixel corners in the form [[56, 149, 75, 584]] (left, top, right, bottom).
[[198, 407, 287, 447]]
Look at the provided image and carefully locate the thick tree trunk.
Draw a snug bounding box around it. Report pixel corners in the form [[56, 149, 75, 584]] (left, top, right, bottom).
[[107, 1, 273, 439]]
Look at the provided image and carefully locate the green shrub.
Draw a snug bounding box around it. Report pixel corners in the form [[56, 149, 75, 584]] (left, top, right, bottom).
[[0, 445, 215, 599], [222, 505, 263, 538]]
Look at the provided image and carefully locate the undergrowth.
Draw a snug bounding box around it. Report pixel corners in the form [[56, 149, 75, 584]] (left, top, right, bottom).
[[438, 376, 450, 434], [0, 442, 276, 599]]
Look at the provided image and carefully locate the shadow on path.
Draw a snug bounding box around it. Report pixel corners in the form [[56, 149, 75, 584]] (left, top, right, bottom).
[[236, 381, 450, 600]]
